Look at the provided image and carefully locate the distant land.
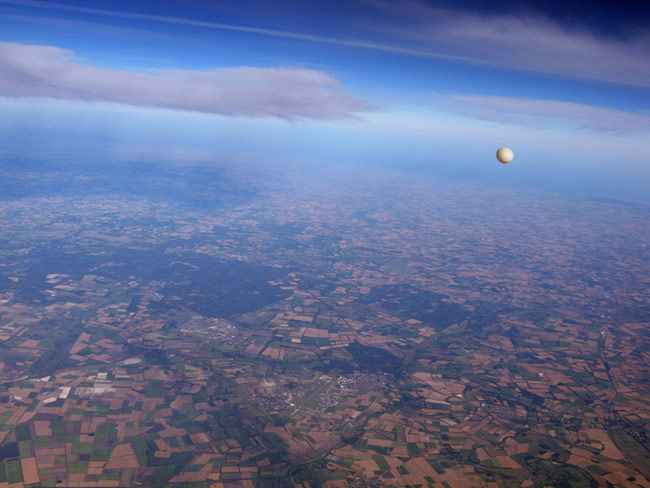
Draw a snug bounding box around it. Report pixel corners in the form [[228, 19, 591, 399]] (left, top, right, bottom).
[[0, 159, 649, 487]]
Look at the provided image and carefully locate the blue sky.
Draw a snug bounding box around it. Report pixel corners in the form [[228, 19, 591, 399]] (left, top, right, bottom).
[[1, 0, 649, 199]]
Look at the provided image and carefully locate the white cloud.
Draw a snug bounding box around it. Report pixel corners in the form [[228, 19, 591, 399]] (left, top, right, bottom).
[[0, 42, 374, 119]]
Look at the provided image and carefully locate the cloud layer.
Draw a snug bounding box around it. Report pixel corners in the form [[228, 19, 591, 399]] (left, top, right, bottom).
[[0, 42, 373, 119], [367, 1, 650, 87]]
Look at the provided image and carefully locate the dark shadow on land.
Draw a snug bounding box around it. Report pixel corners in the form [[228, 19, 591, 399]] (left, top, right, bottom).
[[13, 246, 291, 318]]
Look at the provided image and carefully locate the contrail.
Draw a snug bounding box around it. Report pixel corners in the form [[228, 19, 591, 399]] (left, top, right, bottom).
[[0, 0, 488, 65]]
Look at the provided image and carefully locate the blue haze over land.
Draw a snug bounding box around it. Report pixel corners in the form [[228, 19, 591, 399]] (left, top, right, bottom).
[[0, 0, 649, 201]]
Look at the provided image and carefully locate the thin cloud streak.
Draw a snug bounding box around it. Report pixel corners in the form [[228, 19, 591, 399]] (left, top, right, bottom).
[[1, 12, 180, 42], [0, 42, 374, 119], [447, 94, 650, 132], [0, 0, 486, 65]]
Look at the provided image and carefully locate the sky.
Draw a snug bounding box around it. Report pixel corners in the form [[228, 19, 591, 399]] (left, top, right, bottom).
[[1, 0, 649, 199]]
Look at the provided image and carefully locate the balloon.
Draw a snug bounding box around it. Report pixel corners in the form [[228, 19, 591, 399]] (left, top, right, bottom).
[[496, 147, 514, 164]]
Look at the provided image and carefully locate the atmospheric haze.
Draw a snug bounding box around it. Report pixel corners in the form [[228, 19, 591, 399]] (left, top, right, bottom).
[[0, 1, 649, 487]]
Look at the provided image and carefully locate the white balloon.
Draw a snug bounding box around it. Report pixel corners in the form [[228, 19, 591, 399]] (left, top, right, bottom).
[[496, 147, 514, 164]]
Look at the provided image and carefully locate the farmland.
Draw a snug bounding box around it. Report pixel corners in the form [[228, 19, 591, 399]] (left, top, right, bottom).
[[0, 161, 649, 487]]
